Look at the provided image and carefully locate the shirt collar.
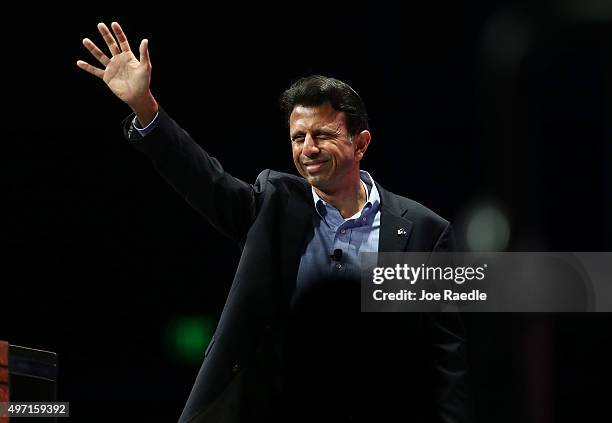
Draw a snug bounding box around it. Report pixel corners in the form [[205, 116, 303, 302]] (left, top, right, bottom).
[[311, 170, 381, 221]]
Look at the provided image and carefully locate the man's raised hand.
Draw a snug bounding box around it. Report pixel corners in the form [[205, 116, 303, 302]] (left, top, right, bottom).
[[77, 22, 158, 126]]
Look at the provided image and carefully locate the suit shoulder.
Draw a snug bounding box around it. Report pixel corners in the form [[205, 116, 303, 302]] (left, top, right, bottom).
[[254, 169, 308, 189]]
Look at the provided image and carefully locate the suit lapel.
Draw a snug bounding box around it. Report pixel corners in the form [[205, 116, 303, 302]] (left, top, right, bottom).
[[377, 183, 414, 253], [279, 181, 315, 303], [379, 211, 413, 253]]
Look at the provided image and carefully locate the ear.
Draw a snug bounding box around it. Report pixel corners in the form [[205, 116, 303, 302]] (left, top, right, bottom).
[[354, 130, 372, 161]]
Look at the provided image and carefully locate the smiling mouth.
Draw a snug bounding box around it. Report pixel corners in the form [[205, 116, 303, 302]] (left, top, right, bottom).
[[303, 160, 327, 172]]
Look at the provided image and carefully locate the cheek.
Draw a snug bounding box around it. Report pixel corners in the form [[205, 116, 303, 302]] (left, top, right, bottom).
[[331, 148, 351, 164], [292, 148, 302, 165]]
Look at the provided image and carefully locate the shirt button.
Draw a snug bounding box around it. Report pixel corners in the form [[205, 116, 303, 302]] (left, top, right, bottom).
[[362, 217, 367, 222], [340, 229, 346, 234]]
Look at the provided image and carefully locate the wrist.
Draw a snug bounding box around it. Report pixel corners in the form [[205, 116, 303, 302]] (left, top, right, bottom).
[[130, 91, 159, 127]]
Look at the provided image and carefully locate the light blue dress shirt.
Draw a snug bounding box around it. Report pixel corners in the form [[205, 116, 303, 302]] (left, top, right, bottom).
[[295, 171, 381, 291]]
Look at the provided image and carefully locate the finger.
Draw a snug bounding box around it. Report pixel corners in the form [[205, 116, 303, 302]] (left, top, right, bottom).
[[111, 21, 131, 53], [139, 39, 151, 67], [76, 60, 105, 79], [82, 38, 110, 66], [97, 22, 121, 56]]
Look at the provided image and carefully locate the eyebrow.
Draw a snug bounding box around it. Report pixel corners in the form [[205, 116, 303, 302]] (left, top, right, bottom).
[[290, 128, 340, 139]]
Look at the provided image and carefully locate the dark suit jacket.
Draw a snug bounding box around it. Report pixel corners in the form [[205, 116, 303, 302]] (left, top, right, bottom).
[[124, 108, 469, 423]]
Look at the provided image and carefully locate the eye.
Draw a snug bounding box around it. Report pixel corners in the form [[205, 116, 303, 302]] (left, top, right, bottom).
[[292, 136, 305, 143]]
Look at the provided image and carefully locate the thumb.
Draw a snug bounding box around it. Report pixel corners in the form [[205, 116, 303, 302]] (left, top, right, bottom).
[[139, 39, 151, 67]]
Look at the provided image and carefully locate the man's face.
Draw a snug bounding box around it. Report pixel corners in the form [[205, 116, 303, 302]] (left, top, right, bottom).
[[289, 103, 361, 192]]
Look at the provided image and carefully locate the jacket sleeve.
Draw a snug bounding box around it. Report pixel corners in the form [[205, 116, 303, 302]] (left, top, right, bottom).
[[122, 107, 261, 244]]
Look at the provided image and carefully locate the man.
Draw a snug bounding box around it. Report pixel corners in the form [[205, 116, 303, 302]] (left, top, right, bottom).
[[78, 22, 469, 423]]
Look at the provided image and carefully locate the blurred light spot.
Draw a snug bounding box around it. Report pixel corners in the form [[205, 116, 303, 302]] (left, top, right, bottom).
[[481, 11, 531, 73], [466, 205, 511, 251], [165, 316, 214, 364], [560, 0, 612, 21]]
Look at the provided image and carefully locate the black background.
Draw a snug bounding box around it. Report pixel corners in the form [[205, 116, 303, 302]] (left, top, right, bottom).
[[2, 1, 612, 421]]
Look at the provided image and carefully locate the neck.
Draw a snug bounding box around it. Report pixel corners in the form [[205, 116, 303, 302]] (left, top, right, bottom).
[[314, 170, 367, 219]]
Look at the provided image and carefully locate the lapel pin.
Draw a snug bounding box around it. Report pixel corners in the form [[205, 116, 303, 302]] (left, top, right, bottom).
[[397, 227, 407, 236]]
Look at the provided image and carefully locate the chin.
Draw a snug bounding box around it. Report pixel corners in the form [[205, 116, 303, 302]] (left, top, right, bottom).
[[306, 176, 320, 186], [302, 170, 332, 190], [309, 178, 331, 191]]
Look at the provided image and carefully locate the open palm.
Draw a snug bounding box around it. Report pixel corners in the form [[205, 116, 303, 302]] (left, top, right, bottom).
[[77, 22, 152, 106]]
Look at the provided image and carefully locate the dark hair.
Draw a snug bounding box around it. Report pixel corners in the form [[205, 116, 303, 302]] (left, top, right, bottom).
[[279, 75, 369, 135]]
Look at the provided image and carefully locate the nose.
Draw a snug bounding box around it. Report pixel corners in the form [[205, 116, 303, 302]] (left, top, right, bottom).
[[302, 133, 320, 156]]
